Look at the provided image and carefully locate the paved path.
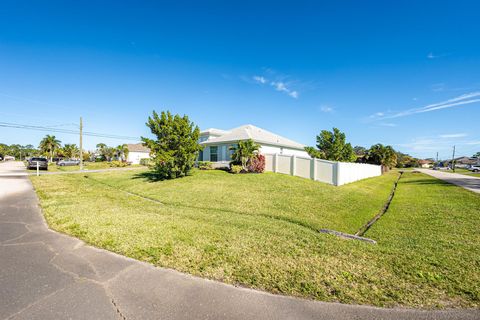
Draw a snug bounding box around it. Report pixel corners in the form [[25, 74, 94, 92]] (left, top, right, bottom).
[[1, 161, 478, 320], [417, 169, 480, 194]]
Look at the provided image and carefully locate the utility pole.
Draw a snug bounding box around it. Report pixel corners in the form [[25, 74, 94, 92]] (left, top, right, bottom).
[[436, 152, 438, 163], [451, 145, 456, 172], [79, 117, 83, 171]]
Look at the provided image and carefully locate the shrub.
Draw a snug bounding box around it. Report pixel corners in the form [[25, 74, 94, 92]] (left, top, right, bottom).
[[198, 161, 213, 170], [230, 165, 243, 174], [142, 111, 202, 180], [109, 160, 128, 167], [247, 154, 265, 173], [139, 158, 151, 166], [229, 139, 260, 171]]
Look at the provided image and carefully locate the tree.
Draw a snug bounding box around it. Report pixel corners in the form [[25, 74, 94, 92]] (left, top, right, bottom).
[[353, 146, 367, 156], [95, 143, 114, 161], [103, 147, 115, 162], [395, 151, 419, 168], [365, 144, 397, 171], [39, 135, 61, 162], [229, 139, 260, 170], [0, 143, 8, 159], [473, 152, 480, 158], [62, 144, 79, 159], [82, 151, 92, 162], [142, 110, 201, 179], [304, 146, 324, 159], [0, 144, 39, 160], [115, 144, 129, 161], [315, 128, 356, 162]]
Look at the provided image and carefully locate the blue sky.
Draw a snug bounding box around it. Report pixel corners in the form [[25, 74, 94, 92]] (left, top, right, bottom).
[[0, 0, 479, 159]]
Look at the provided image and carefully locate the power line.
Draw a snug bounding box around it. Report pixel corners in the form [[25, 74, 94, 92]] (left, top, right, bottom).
[[0, 121, 140, 141]]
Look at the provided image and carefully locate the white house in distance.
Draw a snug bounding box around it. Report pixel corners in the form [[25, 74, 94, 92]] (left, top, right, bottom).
[[124, 125, 381, 186], [126, 143, 150, 164], [198, 124, 310, 165]]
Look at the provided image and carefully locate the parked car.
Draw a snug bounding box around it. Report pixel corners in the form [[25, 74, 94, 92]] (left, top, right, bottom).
[[468, 165, 480, 172], [27, 157, 48, 170], [57, 159, 80, 166]]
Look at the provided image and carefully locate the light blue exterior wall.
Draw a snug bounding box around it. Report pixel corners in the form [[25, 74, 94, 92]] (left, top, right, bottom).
[[199, 143, 235, 162]]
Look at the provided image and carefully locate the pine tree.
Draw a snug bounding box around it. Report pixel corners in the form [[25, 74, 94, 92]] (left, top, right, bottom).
[[142, 111, 202, 179]]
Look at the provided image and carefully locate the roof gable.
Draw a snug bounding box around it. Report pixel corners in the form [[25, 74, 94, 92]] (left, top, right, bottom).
[[127, 143, 150, 153]]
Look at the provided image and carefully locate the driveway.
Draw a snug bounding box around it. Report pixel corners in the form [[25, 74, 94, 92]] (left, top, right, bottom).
[[417, 169, 480, 194], [1, 161, 478, 320]]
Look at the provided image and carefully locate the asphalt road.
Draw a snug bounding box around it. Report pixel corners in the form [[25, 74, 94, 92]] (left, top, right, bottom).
[[1, 161, 478, 320], [417, 168, 480, 194]]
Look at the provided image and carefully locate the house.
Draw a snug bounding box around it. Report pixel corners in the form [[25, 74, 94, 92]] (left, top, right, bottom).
[[126, 143, 150, 165], [198, 124, 310, 166], [418, 159, 433, 168], [449, 156, 479, 168]]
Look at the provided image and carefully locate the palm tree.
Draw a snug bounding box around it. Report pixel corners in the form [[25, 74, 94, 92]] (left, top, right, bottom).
[[95, 143, 108, 161], [62, 144, 79, 159], [115, 144, 129, 162], [365, 144, 397, 172], [39, 135, 61, 162], [229, 139, 260, 170], [103, 147, 115, 162], [96, 143, 107, 151]]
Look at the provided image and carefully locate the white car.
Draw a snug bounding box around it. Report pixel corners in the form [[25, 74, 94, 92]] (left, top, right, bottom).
[[468, 165, 480, 172]]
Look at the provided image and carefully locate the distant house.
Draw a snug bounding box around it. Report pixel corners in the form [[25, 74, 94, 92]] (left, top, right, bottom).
[[418, 159, 433, 168], [451, 156, 479, 168], [126, 143, 150, 165], [198, 124, 310, 166]]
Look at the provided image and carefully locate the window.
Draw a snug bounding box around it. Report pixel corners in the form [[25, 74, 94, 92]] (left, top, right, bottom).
[[198, 150, 203, 161], [210, 146, 218, 162]]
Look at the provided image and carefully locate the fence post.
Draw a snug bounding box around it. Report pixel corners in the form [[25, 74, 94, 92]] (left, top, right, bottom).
[[311, 158, 317, 181], [291, 155, 296, 176], [334, 162, 341, 186], [274, 153, 278, 173]]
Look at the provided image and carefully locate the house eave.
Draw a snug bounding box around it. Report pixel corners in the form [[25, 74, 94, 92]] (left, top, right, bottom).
[[200, 139, 306, 151]]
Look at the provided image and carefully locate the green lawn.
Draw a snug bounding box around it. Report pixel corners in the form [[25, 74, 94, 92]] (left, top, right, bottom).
[[30, 169, 480, 308], [450, 168, 480, 177], [44, 161, 142, 172], [422, 168, 480, 177]]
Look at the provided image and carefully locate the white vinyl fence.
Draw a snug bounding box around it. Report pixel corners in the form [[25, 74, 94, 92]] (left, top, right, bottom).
[[264, 154, 381, 186]]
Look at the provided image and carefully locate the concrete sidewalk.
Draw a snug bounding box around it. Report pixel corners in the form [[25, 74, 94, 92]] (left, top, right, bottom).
[[1, 161, 478, 320], [417, 168, 480, 194]]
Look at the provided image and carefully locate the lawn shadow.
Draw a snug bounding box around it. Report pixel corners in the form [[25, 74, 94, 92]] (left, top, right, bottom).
[[132, 171, 166, 182], [400, 177, 456, 187], [132, 170, 195, 182]]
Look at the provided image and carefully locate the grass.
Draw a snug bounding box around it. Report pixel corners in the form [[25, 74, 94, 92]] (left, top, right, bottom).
[[30, 169, 480, 308], [421, 167, 480, 177], [449, 168, 480, 177], [40, 161, 142, 172]]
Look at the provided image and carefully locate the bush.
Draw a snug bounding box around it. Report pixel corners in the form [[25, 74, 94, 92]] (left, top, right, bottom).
[[139, 158, 151, 166], [198, 161, 213, 170], [142, 111, 202, 180], [247, 154, 265, 173], [109, 160, 128, 167], [230, 165, 243, 174]]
